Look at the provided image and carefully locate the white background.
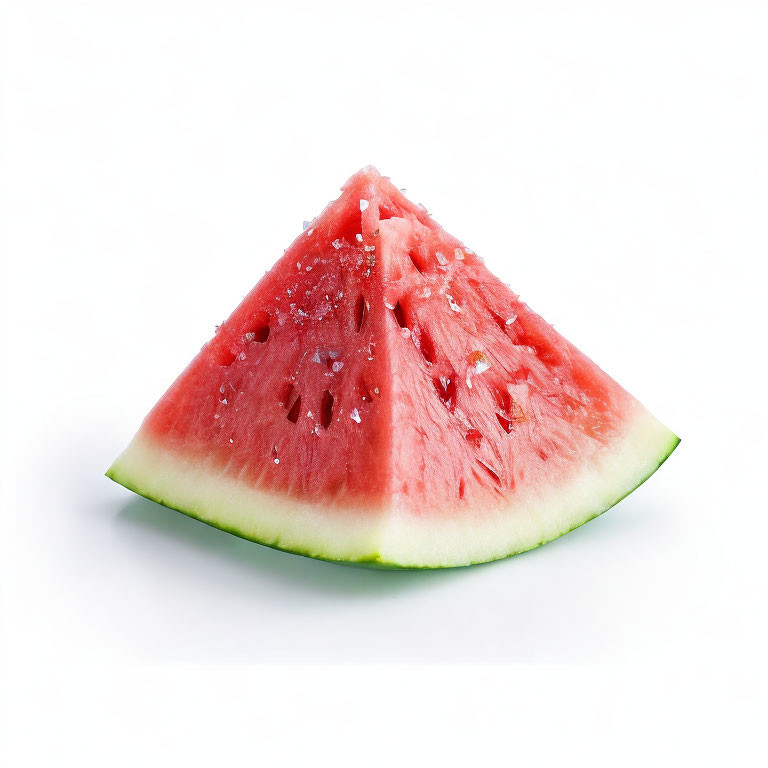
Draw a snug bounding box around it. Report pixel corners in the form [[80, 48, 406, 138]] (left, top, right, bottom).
[[1, 1, 766, 765]]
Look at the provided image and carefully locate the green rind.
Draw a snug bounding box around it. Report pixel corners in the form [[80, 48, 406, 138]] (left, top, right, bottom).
[[106, 433, 679, 570]]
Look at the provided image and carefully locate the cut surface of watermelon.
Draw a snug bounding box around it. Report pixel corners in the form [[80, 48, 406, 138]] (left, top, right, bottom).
[[108, 167, 678, 568]]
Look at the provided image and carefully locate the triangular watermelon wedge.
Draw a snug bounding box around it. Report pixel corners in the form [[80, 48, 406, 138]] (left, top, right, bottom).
[[108, 167, 678, 568]]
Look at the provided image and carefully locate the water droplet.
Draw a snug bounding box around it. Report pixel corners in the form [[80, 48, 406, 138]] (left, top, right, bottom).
[[350, 408, 361, 423], [360, 199, 369, 211], [435, 251, 448, 265], [332, 238, 342, 249]]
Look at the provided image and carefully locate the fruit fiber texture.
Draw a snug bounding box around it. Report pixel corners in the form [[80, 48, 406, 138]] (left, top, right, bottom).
[[108, 167, 678, 568]]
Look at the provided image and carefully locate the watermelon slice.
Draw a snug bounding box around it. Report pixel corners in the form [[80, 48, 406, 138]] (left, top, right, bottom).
[[107, 167, 678, 568]]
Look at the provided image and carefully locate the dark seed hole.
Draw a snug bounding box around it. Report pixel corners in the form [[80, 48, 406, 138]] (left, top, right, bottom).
[[325, 351, 342, 371], [408, 248, 429, 274], [488, 308, 509, 334], [320, 390, 334, 429], [393, 301, 407, 329], [465, 428, 483, 448], [378, 204, 398, 221], [409, 251, 424, 274], [247, 311, 271, 343], [217, 347, 237, 366], [355, 295, 366, 333], [286, 395, 302, 423], [416, 327, 436, 364], [250, 325, 270, 343], [496, 413, 514, 434], [432, 375, 457, 413], [476, 459, 502, 486], [357, 379, 372, 402], [279, 381, 295, 408], [492, 384, 512, 413]]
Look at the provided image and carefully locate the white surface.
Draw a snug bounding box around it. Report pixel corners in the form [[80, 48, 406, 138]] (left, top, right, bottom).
[[1, 1, 766, 765]]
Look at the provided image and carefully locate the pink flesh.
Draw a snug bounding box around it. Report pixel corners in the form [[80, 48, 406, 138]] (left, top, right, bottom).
[[142, 168, 633, 514]]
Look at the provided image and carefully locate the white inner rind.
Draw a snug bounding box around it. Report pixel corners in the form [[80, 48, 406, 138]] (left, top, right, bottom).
[[107, 405, 677, 567]]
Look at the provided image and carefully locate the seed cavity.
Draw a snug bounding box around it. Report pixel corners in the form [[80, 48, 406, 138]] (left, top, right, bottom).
[[433, 374, 457, 413], [465, 428, 483, 447], [409, 248, 428, 274], [492, 384, 512, 413], [287, 395, 302, 424], [414, 327, 436, 365], [246, 311, 271, 343], [377, 203, 397, 221], [476, 459, 502, 486], [393, 301, 407, 329], [279, 381, 295, 408], [320, 390, 334, 429], [357, 379, 372, 402], [355, 294, 366, 332], [494, 385, 525, 423], [488, 307, 509, 333], [217, 347, 237, 366]]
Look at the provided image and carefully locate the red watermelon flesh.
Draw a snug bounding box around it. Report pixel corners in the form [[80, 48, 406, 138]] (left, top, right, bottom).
[[107, 167, 678, 568]]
